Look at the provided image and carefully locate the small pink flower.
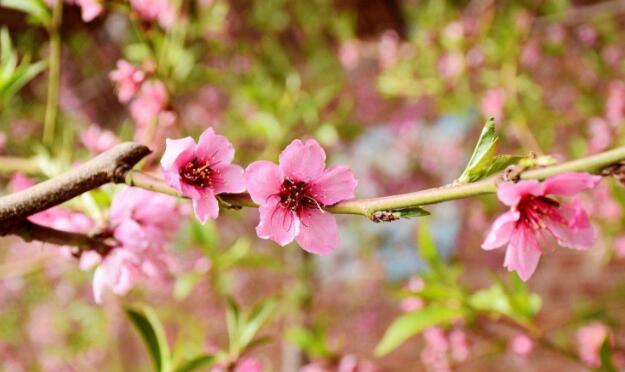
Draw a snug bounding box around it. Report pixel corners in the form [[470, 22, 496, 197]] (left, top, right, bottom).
[[337, 355, 377, 372], [130, 0, 175, 30], [605, 80, 625, 126], [449, 329, 468, 362], [421, 327, 450, 372], [234, 358, 263, 372], [109, 60, 146, 103], [245, 139, 357, 255], [613, 235, 625, 259], [509, 333, 534, 356], [129, 80, 168, 127], [338, 40, 360, 70], [0, 131, 6, 153], [75, 0, 102, 22], [587, 117, 612, 153], [577, 322, 609, 368], [437, 52, 464, 81], [480, 88, 507, 121], [161, 128, 245, 223], [80, 124, 119, 154], [482, 172, 601, 281]]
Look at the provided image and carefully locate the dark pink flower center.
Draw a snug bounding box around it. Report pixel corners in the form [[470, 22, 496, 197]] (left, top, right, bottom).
[[517, 196, 561, 229], [278, 178, 322, 212], [180, 158, 218, 189]]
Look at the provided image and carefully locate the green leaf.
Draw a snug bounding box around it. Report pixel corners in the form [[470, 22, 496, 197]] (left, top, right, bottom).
[[239, 298, 276, 349], [375, 305, 465, 356], [174, 355, 217, 372], [0, 0, 51, 25], [395, 206, 430, 219], [457, 118, 499, 184], [125, 305, 172, 372], [466, 154, 524, 183], [285, 326, 330, 359], [599, 337, 616, 372]]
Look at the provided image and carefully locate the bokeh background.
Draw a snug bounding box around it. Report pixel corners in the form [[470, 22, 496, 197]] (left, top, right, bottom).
[[2, 0, 625, 371]]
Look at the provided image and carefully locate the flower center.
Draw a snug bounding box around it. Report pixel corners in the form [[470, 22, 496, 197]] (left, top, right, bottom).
[[179, 158, 215, 189], [278, 178, 321, 212], [517, 196, 560, 229]]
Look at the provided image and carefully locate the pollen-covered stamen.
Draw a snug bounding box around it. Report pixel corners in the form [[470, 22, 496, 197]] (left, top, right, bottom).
[[179, 158, 219, 189], [517, 196, 561, 229], [278, 178, 322, 212]]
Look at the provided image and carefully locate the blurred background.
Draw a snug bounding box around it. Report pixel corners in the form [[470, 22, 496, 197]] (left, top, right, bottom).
[[1, 0, 625, 371]]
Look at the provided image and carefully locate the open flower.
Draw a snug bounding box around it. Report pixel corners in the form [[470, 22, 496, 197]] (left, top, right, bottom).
[[245, 139, 357, 255], [161, 128, 245, 223], [482, 172, 601, 281]]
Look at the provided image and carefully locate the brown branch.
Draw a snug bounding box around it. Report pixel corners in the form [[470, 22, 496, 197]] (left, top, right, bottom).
[[0, 142, 150, 235]]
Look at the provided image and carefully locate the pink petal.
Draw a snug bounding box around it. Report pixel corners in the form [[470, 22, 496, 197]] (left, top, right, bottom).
[[196, 128, 235, 166], [192, 192, 219, 224], [295, 208, 339, 256], [245, 161, 284, 204], [279, 139, 326, 182], [542, 172, 602, 196], [504, 225, 542, 281], [544, 199, 597, 250], [92, 266, 108, 304], [482, 211, 520, 250], [213, 164, 246, 194], [308, 165, 358, 205], [255, 200, 300, 246], [161, 137, 196, 171], [497, 180, 544, 207]]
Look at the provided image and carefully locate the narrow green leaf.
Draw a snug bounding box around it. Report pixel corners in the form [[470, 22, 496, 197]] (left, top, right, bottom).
[[599, 337, 616, 372], [375, 305, 465, 356], [466, 154, 524, 183], [417, 219, 445, 277], [395, 206, 430, 219], [0, 0, 51, 25], [125, 305, 172, 372], [285, 326, 330, 359], [239, 298, 276, 349], [457, 118, 498, 184], [174, 355, 216, 372]]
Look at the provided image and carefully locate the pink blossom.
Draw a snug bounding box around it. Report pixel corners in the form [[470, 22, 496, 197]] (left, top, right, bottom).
[[437, 52, 464, 81], [576, 25, 597, 47], [245, 139, 357, 255], [0, 131, 5, 153], [421, 327, 450, 372], [482, 173, 601, 281], [449, 329, 468, 362], [400, 276, 424, 312], [337, 355, 377, 372], [520, 41, 541, 68], [587, 117, 612, 153], [130, 0, 175, 30], [480, 88, 507, 121], [602, 45, 622, 66], [109, 60, 146, 103], [338, 40, 360, 70], [605, 80, 625, 126], [378, 30, 399, 69], [613, 235, 625, 259], [161, 128, 245, 223], [576, 322, 609, 368], [80, 124, 119, 154], [234, 358, 263, 372], [75, 0, 102, 22], [509, 333, 534, 356], [129, 80, 169, 127]]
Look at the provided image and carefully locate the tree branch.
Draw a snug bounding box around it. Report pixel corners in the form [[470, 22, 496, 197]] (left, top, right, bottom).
[[0, 142, 150, 234]]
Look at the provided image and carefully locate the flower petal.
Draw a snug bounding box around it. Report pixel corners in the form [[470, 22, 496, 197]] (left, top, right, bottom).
[[542, 172, 602, 196], [279, 139, 326, 182], [161, 137, 196, 171], [295, 208, 339, 256], [307, 165, 358, 205], [213, 164, 246, 194], [497, 180, 544, 207], [504, 225, 542, 281], [544, 198, 597, 250], [192, 191, 219, 224], [245, 161, 284, 204], [255, 200, 300, 246], [196, 127, 235, 166], [482, 211, 520, 250]]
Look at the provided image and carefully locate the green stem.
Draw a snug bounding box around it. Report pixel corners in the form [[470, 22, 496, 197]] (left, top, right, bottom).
[[0, 157, 40, 174], [43, 0, 63, 146]]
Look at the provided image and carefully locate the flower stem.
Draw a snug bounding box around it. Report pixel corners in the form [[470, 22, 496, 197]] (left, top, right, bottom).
[[43, 0, 63, 146]]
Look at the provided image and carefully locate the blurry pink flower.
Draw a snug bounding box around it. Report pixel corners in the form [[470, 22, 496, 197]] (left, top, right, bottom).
[[76, 0, 102, 22], [449, 329, 468, 362], [466, 47, 484, 68], [613, 235, 625, 259], [576, 25, 597, 47], [80, 124, 119, 154], [587, 117, 612, 153], [245, 139, 357, 255], [437, 52, 464, 81], [234, 358, 263, 372], [129, 80, 168, 127], [338, 40, 360, 70], [480, 88, 507, 121], [546, 25, 565, 43], [421, 327, 450, 372], [161, 128, 245, 223], [0, 131, 5, 153], [520, 40, 541, 68], [605, 80, 625, 126], [400, 276, 425, 312], [509, 333, 534, 356], [337, 355, 377, 372], [576, 322, 609, 368], [378, 30, 399, 69], [586, 183, 622, 222], [482, 173, 601, 281], [602, 45, 622, 66], [109, 187, 180, 251], [9, 173, 35, 191], [130, 0, 175, 30], [109, 60, 145, 103]]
